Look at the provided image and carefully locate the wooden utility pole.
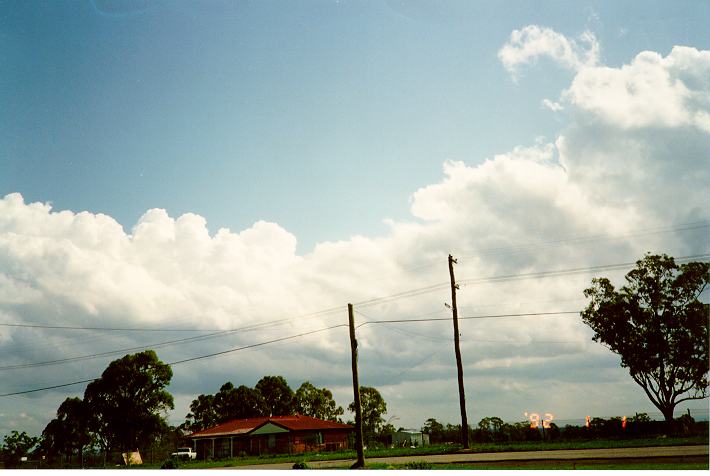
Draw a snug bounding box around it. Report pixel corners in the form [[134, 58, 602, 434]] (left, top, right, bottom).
[[348, 303, 366, 468], [448, 254, 469, 449]]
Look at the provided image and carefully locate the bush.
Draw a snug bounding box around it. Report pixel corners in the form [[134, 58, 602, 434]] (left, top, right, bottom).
[[404, 461, 433, 469], [292, 461, 310, 469], [160, 459, 179, 469]]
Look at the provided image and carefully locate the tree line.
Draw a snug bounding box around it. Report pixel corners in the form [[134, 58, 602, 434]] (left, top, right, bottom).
[[180, 376, 345, 431], [0, 346, 391, 467], [421, 411, 705, 445], [181, 378, 391, 447]]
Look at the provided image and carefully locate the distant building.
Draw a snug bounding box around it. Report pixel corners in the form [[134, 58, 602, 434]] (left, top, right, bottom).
[[391, 429, 430, 447], [189, 415, 353, 459]]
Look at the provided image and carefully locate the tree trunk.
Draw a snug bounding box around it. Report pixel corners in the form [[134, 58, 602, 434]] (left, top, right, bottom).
[[662, 406, 675, 433]]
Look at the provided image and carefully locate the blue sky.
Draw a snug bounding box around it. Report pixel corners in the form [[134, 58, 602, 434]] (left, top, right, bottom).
[[1, 0, 709, 438], [3, 0, 708, 251]]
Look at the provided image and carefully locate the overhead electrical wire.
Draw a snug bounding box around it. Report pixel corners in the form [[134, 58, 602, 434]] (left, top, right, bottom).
[[0, 323, 348, 397], [0, 307, 346, 371], [0, 377, 100, 397], [0, 308, 586, 394], [353, 253, 710, 309], [355, 310, 586, 344], [459, 253, 710, 286], [166, 324, 347, 366], [0, 322, 226, 332], [0, 331, 222, 371], [3, 254, 706, 335], [0, 305, 344, 333], [364, 219, 710, 279], [5, 255, 707, 370], [3, 253, 707, 396], [354, 311, 580, 329], [0, 305, 347, 363]]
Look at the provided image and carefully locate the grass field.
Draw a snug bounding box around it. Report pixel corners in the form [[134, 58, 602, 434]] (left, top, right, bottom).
[[147, 444, 460, 469], [162, 436, 708, 469]]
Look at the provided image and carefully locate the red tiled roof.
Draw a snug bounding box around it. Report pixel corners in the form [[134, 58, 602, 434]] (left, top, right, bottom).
[[258, 415, 352, 432], [190, 415, 352, 438], [190, 417, 270, 438]]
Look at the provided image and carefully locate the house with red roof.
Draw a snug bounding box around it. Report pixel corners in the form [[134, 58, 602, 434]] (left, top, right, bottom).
[[188, 415, 353, 459]]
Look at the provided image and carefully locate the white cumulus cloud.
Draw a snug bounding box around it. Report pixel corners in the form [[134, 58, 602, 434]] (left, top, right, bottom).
[[498, 25, 600, 78], [564, 46, 710, 132]]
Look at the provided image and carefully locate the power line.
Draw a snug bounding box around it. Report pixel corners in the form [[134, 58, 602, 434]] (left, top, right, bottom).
[[459, 254, 710, 286], [353, 282, 451, 308], [362, 220, 710, 282], [354, 311, 579, 329], [390, 349, 444, 379], [9, 305, 564, 395], [372, 324, 587, 345], [4, 254, 706, 343], [4, 255, 707, 395], [0, 377, 100, 397], [0, 307, 345, 371], [352, 254, 710, 309], [357, 308, 585, 341], [6, 254, 706, 371], [0, 331, 218, 371], [167, 324, 347, 366], [0, 322, 225, 332], [377, 324, 451, 343], [0, 305, 344, 333], [0, 323, 348, 397]]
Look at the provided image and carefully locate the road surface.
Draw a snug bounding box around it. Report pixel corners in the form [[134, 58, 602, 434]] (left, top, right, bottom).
[[225, 445, 708, 469]]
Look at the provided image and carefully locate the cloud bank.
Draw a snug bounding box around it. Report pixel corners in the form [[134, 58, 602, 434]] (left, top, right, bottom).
[[1, 26, 708, 436]]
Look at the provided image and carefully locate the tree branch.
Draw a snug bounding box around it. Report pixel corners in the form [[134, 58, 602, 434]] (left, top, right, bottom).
[[632, 373, 662, 409], [674, 394, 708, 405]]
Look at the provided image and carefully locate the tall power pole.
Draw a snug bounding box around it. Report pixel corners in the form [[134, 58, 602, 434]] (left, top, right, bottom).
[[348, 303, 365, 468], [448, 254, 469, 449]]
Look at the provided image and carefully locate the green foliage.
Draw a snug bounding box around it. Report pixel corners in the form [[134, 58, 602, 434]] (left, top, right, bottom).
[[294, 381, 344, 421], [83, 350, 174, 452], [630, 412, 650, 423], [255, 376, 295, 417], [348, 386, 387, 443], [292, 461, 310, 469], [184, 375, 346, 431], [41, 397, 92, 465], [1, 430, 39, 468], [214, 382, 265, 423], [582, 254, 709, 423], [404, 460, 433, 469], [379, 422, 396, 437], [471, 418, 542, 443], [183, 393, 218, 431], [478, 416, 505, 433], [421, 417, 445, 438], [161, 458, 179, 469]]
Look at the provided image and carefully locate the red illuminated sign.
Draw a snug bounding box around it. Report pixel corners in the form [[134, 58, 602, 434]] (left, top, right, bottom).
[[524, 412, 554, 429]]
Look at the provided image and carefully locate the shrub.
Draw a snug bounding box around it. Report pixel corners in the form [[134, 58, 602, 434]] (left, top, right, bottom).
[[404, 461, 433, 469], [292, 461, 310, 469], [160, 459, 179, 469]]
